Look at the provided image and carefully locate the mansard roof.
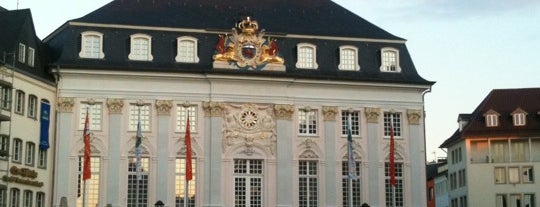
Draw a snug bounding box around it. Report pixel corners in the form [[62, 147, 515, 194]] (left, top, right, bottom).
[[440, 88, 540, 148], [72, 0, 403, 40], [45, 0, 433, 86], [0, 8, 55, 83]]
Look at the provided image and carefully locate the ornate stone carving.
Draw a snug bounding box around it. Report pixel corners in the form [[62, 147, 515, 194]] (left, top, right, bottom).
[[223, 103, 276, 155], [407, 109, 422, 125], [303, 138, 315, 149], [203, 101, 225, 117], [322, 106, 338, 121], [155, 100, 173, 115], [299, 150, 318, 158], [365, 107, 381, 123], [106, 99, 124, 114], [273, 104, 294, 120], [57, 97, 74, 113]]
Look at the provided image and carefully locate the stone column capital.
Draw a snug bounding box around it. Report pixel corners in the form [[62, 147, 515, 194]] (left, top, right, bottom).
[[107, 99, 124, 114], [322, 106, 338, 121], [407, 109, 422, 125], [273, 104, 294, 120], [203, 101, 225, 117], [155, 100, 173, 116], [364, 107, 381, 123], [57, 97, 74, 113]]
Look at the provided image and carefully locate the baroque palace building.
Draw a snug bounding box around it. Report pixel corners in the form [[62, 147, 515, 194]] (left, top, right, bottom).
[[44, 0, 434, 206]]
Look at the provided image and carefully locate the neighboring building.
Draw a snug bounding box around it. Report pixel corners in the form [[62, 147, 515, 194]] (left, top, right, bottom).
[[440, 88, 540, 207], [44, 0, 433, 206], [0, 7, 56, 207], [434, 163, 449, 207], [427, 160, 447, 207]]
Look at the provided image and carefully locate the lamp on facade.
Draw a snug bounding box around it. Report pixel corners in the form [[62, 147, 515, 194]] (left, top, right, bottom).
[[154, 200, 164, 207]]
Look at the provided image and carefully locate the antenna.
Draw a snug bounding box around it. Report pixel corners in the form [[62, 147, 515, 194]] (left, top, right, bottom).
[[17, 0, 20, 10]]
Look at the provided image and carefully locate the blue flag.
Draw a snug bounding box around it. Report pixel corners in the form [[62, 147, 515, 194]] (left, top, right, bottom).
[[39, 102, 50, 150], [135, 109, 142, 180]]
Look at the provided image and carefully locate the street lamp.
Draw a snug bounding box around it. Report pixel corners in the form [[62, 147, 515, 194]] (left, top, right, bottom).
[[154, 200, 164, 207]]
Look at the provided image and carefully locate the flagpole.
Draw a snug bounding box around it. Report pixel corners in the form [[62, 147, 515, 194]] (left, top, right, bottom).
[[184, 114, 192, 207], [390, 113, 396, 207], [184, 179, 189, 207], [82, 107, 91, 207], [83, 180, 87, 207], [135, 107, 141, 207]]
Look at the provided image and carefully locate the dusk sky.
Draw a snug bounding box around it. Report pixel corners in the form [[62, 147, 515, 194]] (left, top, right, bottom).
[[2, 0, 539, 161]]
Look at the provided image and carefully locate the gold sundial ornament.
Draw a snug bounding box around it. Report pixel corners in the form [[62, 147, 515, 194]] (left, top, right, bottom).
[[213, 17, 285, 69]]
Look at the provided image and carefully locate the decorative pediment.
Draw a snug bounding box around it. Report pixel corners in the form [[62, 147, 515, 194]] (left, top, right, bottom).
[[78, 145, 101, 155], [299, 150, 319, 159], [128, 145, 150, 155], [483, 109, 500, 116], [213, 17, 285, 70], [510, 107, 528, 115]]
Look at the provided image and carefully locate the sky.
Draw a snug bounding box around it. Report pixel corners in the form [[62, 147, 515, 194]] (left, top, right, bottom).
[[2, 0, 540, 161]]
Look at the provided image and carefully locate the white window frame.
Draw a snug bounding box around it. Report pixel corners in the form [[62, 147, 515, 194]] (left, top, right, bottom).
[[299, 160, 318, 207], [18, 43, 26, 63], [79, 31, 105, 59], [1, 86, 12, 110], [385, 162, 404, 207], [0, 135, 9, 158], [129, 104, 151, 131], [36, 192, 45, 207], [10, 188, 20, 207], [79, 103, 103, 131], [234, 159, 264, 207], [176, 36, 199, 63], [341, 160, 361, 206], [508, 167, 520, 184], [380, 47, 400, 72], [384, 112, 402, 138], [176, 105, 197, 133], [25, 142, 35, 166], [27, 47, 35, 67], [338, 45, 360, 71], [12, 139, 22, 163], [23, 190, 32, 207], [296, 43, 318, 69], [38, 149, 47, 168], [27, 95, 37, 118], [485, 114, 499, 127], [298, 109, 318, 136], [14, 90, 24, 115], [341, 111, 360, 137], [513, 113, 526, 126], [522, 166, 534, 183], [128, 34, 153, 61]]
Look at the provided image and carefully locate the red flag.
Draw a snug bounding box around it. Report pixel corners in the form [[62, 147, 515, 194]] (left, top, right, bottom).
[[185, 115, 193, 181], [83, 109, 91, 181], [389, 114, 396, 186]]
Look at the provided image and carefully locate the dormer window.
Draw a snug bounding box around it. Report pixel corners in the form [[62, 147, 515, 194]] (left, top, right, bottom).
[[176, 36, 199, 63], [296, 43, 318, 69], [79, 31, 105, 59], [380, 47, 400, 72], [18, 43, 26, 63], [511, 108, 527, 126], [484, 110, 500, 127], [338, 45, 360, 71], [129, 34, 153, 61]]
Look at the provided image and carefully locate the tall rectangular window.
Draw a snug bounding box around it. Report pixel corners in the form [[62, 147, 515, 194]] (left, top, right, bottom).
[[234, 159, 263, 207], [511, 140, 529, 162], [15, 90, 24, 114], [0, 86, 12, 110], [384, 112, 402, 137], [12, 139, 22, 163], [27, 47, 35, 67], [176, 105, 197, 133], [342, 161, 361, 206], [491, 140, 508, 163], [299, 160, 318, 207], [523, 194, 535, 207], [36, 192, 45, 207], [486, 114, 498, 127], [0, 189, 6, 207], [0, 135, 9, 158], [25, 142, 35, 166], [129, 105, 151, 131], [127, 157, 149, 207], [385, 162, 403, 207], [175, 158, 197, 207], [23, 190, 32, 207], [77, 157, 100, 207], [18, 43, 26, 63], [10, 188, 20, 207], [298, 109, 317, 135], [38, 149, 47, 168], [341, 111, 360, 136], [508, 167, 520, 184], [80, 103, 103, 130], [27, 95, 38, 118]]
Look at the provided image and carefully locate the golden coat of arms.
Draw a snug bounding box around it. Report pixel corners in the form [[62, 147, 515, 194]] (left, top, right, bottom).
[[213, 17, 284, 69]]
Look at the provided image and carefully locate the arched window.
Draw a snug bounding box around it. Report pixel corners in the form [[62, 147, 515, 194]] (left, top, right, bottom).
[[296, 43, 318, 69], [129, 34, 153, 61], [380, 47, 400, 72], [338, 46, 360, 71], [79, 31, 105, 59], [176, 36, 199, 63]]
